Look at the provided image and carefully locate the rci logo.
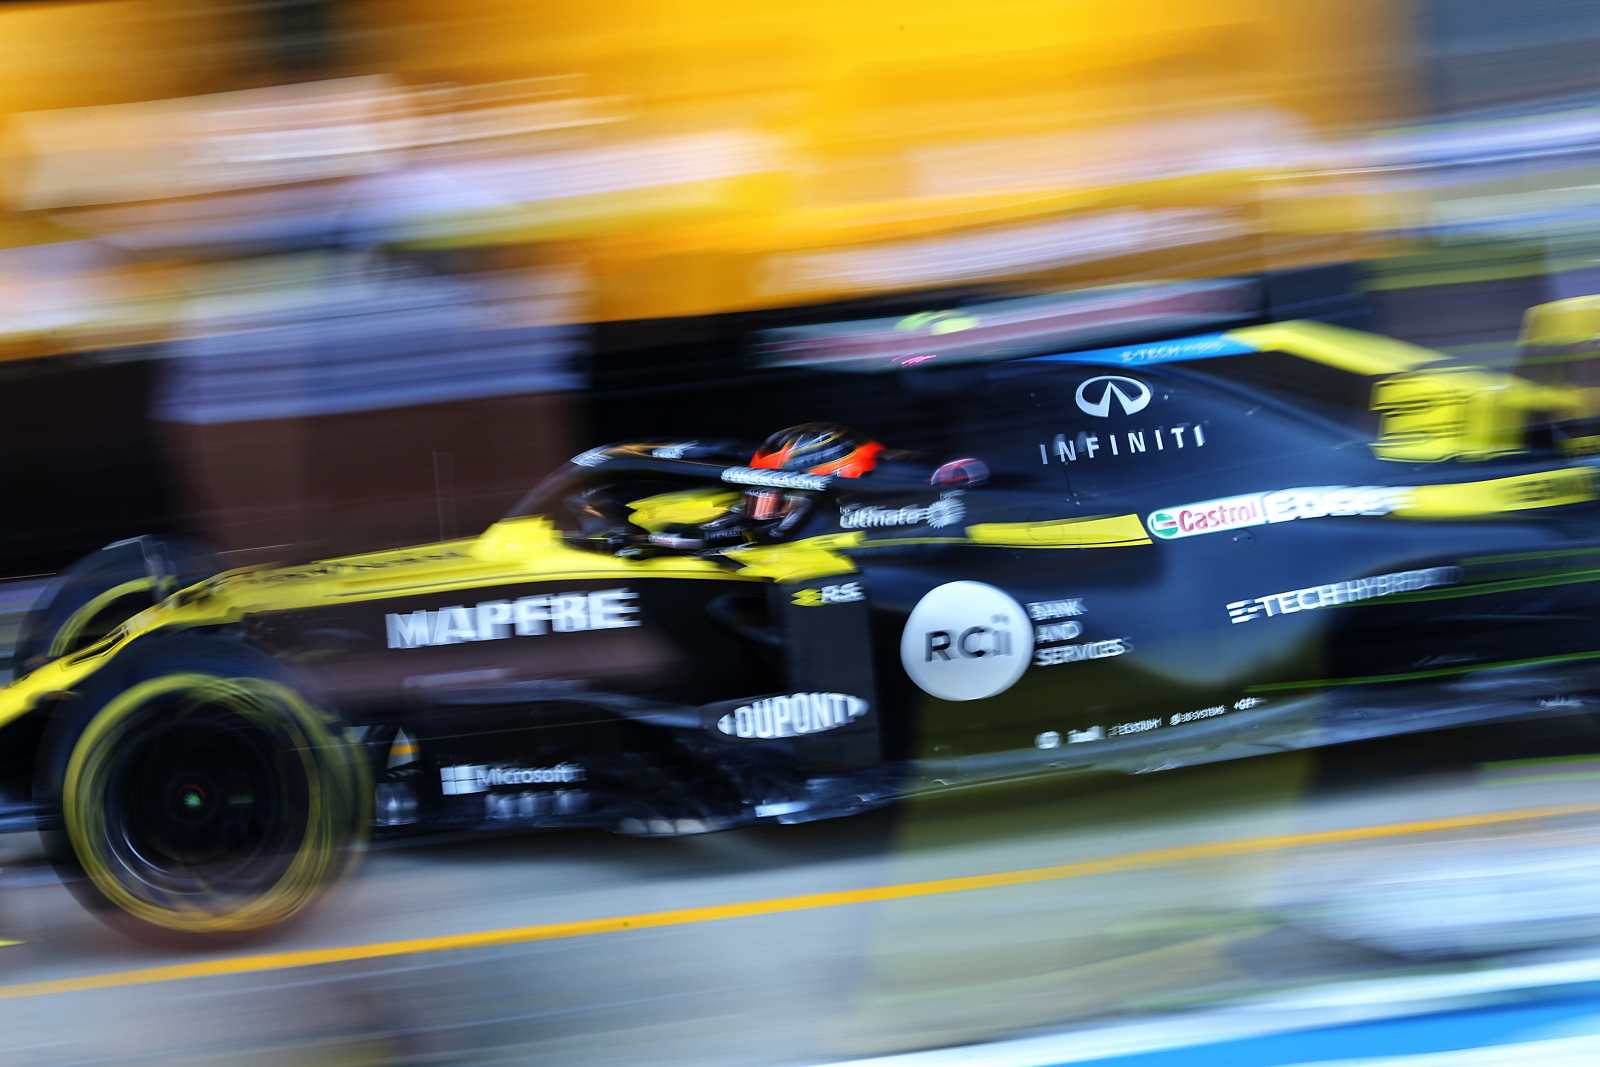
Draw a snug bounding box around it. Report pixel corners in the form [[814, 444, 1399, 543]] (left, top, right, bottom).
[[899, 581, 1033, 701], [792, 581, 865, 607]]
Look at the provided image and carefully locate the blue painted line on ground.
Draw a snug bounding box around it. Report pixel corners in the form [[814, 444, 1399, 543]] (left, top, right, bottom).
[[1064, 986, 1600, 1066]]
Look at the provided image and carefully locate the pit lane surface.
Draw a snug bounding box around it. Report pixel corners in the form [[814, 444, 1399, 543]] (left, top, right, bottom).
[[7, 722, 1600, 1067]]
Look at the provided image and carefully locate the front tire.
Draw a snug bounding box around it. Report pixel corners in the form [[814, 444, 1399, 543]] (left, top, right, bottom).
[[38, 634, 368, 943]]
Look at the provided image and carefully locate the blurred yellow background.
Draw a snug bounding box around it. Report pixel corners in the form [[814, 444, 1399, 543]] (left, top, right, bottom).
[[0, 0, 1409, 337]]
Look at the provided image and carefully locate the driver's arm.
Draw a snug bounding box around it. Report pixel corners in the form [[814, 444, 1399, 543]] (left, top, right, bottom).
[[639, 492, 815, 555], [651, 512, 748, 552]]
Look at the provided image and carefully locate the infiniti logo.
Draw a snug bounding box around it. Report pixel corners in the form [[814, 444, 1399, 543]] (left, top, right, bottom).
[[1074, 375, 1151, 418]]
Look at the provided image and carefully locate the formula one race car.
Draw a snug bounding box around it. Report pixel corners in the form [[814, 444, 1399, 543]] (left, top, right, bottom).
[[7, 303, 1600, 941]]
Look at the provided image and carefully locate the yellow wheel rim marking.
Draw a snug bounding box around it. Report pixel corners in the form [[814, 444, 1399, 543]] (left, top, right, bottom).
[[62, 672, 360, 934]]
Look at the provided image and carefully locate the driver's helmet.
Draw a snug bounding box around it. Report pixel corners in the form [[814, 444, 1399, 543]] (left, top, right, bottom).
[[745, 423, 882, 519]]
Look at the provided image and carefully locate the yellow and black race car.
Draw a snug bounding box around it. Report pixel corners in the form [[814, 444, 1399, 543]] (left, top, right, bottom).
[[8, 302, 1600, 942]]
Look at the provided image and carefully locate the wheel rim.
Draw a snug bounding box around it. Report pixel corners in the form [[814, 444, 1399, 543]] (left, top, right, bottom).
[[103, 703, 306, 904], [63, 674, 348, 934]]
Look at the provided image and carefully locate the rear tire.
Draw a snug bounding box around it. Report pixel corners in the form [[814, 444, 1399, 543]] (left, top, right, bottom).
[[37, 633, 368, 944]]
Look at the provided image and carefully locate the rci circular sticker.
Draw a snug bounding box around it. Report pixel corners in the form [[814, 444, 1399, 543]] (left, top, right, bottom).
[[900, 581, 1034, 701]]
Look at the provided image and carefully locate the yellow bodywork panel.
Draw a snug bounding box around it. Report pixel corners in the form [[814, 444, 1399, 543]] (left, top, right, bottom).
[[1521, 296, 1600, 348], [1224, 318, 1595, 464], [1395, 468, 1599, 519], [627, 490, 740, 531], [966, 514, 1150, 548], [1371, 366, 1591, 463], [723, 545, 859, 583], [1227, 322, 1442, 377], [466, 518, 756, 584]]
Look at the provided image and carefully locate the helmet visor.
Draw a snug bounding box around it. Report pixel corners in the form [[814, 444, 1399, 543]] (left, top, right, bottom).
[[748, 489, 783, 520]]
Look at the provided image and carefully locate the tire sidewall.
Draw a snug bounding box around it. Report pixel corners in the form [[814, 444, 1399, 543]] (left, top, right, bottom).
[[36, 631, 368, 945]]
